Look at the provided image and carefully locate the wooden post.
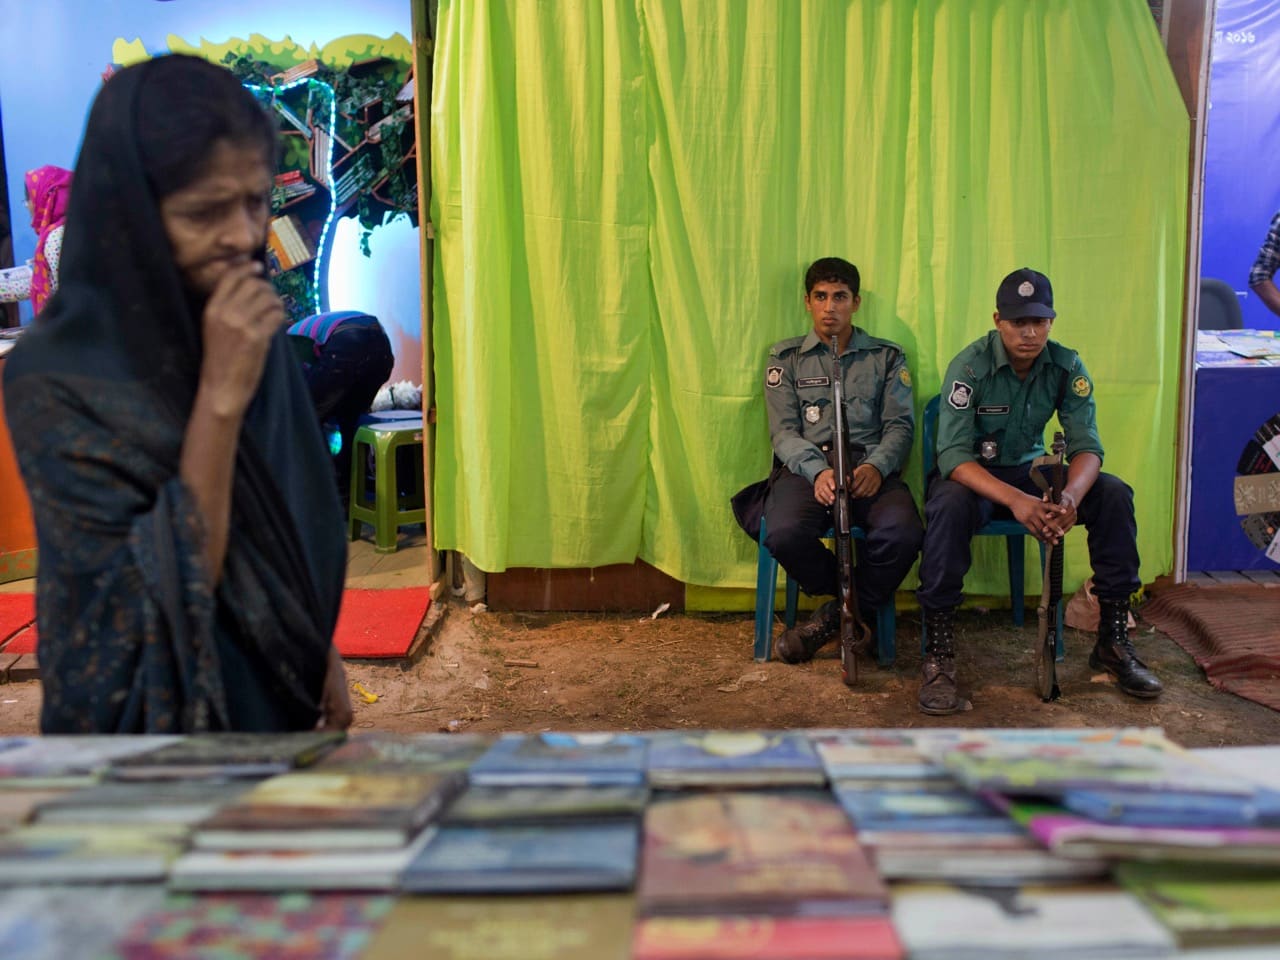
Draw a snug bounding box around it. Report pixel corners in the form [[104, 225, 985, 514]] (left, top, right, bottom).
[[1161, 0, 1216, 583], [411, 0, 442, 587]]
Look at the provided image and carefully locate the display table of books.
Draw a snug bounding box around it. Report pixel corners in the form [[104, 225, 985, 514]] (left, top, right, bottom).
[[1, 727, 1279, 958]]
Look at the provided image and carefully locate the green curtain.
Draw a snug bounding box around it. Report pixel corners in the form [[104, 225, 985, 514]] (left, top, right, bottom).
[[431, 0, 1188, 597]]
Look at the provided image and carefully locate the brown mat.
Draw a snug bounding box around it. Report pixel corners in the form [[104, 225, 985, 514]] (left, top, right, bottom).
[[1142, 584, 1280, 711]]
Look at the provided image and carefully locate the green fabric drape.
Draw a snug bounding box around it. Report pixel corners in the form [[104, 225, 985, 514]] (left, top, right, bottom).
[[431, 0, 1188, 595]]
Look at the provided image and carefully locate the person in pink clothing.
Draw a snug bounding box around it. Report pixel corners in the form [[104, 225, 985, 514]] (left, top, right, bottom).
[[0, 166, 73, 315]]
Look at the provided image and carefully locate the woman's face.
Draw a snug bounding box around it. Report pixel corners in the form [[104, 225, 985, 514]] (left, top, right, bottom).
[[158, 139, 273, 297]]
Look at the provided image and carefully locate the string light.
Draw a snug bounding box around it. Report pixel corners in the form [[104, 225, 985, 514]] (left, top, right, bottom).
[[244, 76, 338, 316]]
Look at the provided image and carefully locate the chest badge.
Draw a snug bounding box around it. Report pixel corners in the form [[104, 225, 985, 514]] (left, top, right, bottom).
[[804, 404, 822, 424]]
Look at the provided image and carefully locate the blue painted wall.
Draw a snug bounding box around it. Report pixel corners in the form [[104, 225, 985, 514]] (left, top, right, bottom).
[[0, 0, 422, 381], [1201, 0, 1280, 330]]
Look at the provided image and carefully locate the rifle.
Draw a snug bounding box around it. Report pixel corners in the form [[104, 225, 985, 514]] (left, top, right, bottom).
[[828, 335, 872, 687], [1029, 431, 1066, 702]]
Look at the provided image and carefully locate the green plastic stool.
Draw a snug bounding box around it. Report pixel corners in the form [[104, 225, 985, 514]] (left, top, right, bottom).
[[348, 417, 426, 553]]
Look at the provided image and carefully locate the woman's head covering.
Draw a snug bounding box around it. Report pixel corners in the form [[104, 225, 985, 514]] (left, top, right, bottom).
[[22, 165, 72, 314], [4, 56, 345, 732]]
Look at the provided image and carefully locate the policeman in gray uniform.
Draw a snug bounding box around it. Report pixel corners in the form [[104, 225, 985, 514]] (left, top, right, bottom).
[[762, 257, 923, 663], [915, 267, 1162, 715]]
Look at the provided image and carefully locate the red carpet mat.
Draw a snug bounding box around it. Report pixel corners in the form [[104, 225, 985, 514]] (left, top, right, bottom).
[[1, 589, 429, 660], [333, 587, 431, 659], [1143, 583, 1280, 712], [0, 593, 35, 650]]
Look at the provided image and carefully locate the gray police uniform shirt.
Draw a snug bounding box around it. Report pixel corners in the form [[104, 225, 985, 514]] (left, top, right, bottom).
[[765, 326, 914, 485], [935, 331, 1104, 480]]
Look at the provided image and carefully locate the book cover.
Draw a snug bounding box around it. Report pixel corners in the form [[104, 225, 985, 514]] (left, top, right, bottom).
[[111, 892, 394, 959], [401, 821, 640, 893], [1061, 785, 1280, 827], [871, 845, 1110, 884], [645, 730, 825, 787], [467, 732, 648, 787], [442, 783, 649, 824], [0, 884, 168, 960], [890, 883, 1175, 959], [1005, 798, 1280, 863], [109, 731, 345, 781], [33, 778, 252, 826], [362, 894, 635, 960], [633, 915, 903, 960], [833, 786, 1017, 834], [194, 769, 463, 850], [811, 729, 956, 780], [0, 735, 181, 787], [0, 825, 187, 883], [315, 731, 490, 774], [637, 791, 886, 916], [1116, 861, 1280, 947], [936, 727, 1256, 797], [170, 825, 438, 892]]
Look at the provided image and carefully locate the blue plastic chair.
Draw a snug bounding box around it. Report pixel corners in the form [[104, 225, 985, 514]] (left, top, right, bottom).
[[752, 514, 897, 667], [921, 395, 1063, 659]]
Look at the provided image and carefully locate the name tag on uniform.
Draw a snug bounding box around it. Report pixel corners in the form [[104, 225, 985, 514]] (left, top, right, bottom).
[[796, 377, 830, 388], [977, 404, 1010, 415]]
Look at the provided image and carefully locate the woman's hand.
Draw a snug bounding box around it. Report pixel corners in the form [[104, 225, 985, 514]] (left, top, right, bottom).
[[317, 644, 354, 731], [196, 261, 286, 418]]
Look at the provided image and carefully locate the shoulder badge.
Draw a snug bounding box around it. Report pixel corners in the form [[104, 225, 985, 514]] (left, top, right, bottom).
[[1071, 375, 1091, 398], [947, 380, 973, 410], [898, 367, 912, 388], [766, 366, 783, 388]]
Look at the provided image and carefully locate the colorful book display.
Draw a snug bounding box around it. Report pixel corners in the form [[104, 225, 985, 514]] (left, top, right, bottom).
[[0, 726, 1274, 956]]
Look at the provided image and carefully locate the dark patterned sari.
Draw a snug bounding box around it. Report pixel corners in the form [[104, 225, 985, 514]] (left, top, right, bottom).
[[1, 60, 346, 733]]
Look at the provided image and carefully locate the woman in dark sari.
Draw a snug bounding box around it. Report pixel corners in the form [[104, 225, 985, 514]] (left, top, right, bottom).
[[2, 55, 352, 733]]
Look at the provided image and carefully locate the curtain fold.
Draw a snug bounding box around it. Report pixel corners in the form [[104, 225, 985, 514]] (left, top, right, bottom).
[[431, 0, 1188, 594]]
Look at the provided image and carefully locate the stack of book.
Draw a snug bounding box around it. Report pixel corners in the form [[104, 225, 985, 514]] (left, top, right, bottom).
[[273, 169, 317, 206], [401, 732, 647, 894], [266, 215, 318, 273], [816, 729, 1106, 885], [897, 726, 1280, 953], [632, 730, 900, 959], [633, 790, 899, 960], [333, 152, 376, 205]]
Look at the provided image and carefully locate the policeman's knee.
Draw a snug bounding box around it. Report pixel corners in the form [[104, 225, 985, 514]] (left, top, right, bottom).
[[1090, 473, 1134, 509], [762, 515, 807, 555], [924, 480, 975, 526]]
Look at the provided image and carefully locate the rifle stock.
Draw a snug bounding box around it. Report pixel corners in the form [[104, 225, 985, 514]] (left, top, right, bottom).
[[1030, 432, 1066, 702]]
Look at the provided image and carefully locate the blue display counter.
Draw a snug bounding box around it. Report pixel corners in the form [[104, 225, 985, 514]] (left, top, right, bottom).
[[1187, 363, 1280, 571]]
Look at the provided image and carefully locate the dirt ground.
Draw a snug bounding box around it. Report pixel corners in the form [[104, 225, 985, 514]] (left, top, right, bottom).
[[3, 601, 1279, 747]]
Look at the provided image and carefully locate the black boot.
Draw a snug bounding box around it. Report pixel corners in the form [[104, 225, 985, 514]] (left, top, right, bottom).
[[1090, 599, 1163, 699], [774, 600, 839, 664], [918, 608, 966, 715]]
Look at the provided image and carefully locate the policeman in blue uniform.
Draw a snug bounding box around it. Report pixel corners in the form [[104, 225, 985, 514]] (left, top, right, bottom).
[[915, 267, 1162, 714], [761, 257, 923, 663]]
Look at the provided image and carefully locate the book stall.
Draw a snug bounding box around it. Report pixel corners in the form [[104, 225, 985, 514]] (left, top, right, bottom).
[[1, 727, 1279, 958]]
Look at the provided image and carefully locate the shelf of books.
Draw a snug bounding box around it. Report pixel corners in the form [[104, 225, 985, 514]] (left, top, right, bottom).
[[2, 726, 1279, 957], [247, 55, 418, 322]]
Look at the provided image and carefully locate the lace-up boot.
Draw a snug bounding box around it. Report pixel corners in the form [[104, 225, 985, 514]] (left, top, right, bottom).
[[1089, 599, 1163, 698]]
